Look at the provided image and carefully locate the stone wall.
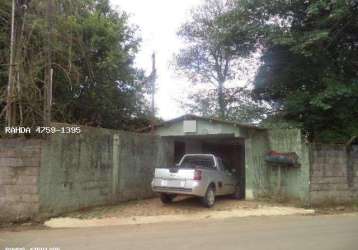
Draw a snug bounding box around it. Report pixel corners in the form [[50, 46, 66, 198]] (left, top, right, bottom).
[[0, 139, 42, 222], [310, 144, 358, 205]]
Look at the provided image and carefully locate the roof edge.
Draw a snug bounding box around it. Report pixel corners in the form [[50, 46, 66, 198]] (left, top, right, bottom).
[[137, 114, 266, 132]]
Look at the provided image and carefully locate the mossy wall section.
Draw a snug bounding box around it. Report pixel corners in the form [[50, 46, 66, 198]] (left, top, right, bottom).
[[39, 125, 173, 217], [267, 129, 310, 203], [245, 129, 310, 204], [245, 130, 270, 199]]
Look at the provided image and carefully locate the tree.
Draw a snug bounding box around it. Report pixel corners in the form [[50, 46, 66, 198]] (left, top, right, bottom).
[[250, 0, 358, 142], [50, 0, 150, 130], [0, 1, 10, 120], [182, 87, 269, 123], [0, 0, 151, 132], [174, 0, 258, 119]]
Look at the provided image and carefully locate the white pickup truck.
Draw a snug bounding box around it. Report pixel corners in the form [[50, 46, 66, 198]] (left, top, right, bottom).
[[151, 154, 240, 207]]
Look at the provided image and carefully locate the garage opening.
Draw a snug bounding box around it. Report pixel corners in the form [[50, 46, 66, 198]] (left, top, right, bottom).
[[174, 141, 186, 163], [171, 136, 245, 199]]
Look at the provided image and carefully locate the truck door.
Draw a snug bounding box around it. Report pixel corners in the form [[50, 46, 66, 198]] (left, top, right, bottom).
[[216, 157, 236, 195]]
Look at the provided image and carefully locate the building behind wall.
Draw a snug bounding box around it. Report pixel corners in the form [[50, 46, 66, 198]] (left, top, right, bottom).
[[148, 115, 311, 204], [149, 114, 358, 205]]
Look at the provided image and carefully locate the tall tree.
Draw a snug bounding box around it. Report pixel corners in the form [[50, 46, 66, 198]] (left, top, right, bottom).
[[0, 0, 151, 132], [249, 0, 358, 142], [51, 0, 150, 130], [174, 0, 257, 119]]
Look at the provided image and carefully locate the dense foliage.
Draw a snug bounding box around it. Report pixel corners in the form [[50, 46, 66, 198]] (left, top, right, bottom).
[[2, 0, 357, 141], [181, 0, 358, 142], [255, 0, 358, 141], [0, 0, 151, 131], [238, 0, 358, 142]]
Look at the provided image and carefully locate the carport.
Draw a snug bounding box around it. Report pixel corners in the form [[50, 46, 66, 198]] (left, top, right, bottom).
[[172, 135, 246, 198], [145, 114, 266, 199]]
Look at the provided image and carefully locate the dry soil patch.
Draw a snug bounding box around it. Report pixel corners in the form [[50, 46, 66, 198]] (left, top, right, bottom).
[[45, 197, 315, 228]]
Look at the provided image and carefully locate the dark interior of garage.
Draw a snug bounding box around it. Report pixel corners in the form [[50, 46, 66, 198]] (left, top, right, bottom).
[[173, 136, 246, 199]]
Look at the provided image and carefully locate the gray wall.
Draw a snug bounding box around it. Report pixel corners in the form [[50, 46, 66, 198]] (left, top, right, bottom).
[[39, 127, 114, 217], [115, 131, 173, 201], [310, 144, 358, 205], [3, 124, 358, 223], [0, 139, 41, 222], [39, 125, 173, 217], [0, 125, 173, 222], [245, 129, 310, 204], [267, 129, 310, 204], [245, 130, 270, 200]]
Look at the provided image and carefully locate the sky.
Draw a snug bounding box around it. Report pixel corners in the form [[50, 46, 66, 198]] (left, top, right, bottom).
[[110, 0, 259, 121], [111, 0, 204, 120]]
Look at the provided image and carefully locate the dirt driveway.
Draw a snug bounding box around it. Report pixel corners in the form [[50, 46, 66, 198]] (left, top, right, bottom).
[[45, 197, 315, 228], [64, 196, 275, 219]]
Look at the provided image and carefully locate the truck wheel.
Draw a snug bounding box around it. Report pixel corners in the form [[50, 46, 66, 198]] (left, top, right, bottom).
[[160, 193, 175, 204], [201, 185, 216, 208], [232, 183, 241, 200]]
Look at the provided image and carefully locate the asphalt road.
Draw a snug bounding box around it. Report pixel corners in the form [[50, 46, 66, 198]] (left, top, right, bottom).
[[1, 214, 358, 250]]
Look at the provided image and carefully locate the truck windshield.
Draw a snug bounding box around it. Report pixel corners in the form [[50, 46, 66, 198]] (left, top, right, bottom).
[[179, 156, 215, 169]]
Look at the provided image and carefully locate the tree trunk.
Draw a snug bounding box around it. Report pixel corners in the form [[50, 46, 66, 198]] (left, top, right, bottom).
[[44, 0, 53, 127], [6, 0, 16, 127], [218, 80, 225, 119]]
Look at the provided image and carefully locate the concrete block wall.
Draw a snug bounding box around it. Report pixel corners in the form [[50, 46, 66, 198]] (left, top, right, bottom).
[[1, 125, 173, 223], [38, 127, 115, 217], [38, 125, 173, 218], [0, 139, 42, 223], [310, 144, 358, 205]]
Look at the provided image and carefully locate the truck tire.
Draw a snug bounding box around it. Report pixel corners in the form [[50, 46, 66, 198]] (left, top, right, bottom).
[[201, 185, 216, 208], [160, 193, 175, 204]]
